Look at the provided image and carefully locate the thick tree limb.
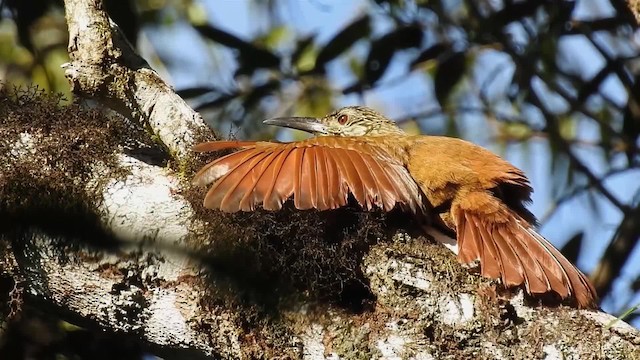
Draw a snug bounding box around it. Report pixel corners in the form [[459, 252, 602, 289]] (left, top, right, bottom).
[[62, 0, 212, 162]]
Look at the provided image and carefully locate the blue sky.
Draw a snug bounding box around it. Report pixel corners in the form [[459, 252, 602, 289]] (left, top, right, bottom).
[[141, 0, 640, 320]]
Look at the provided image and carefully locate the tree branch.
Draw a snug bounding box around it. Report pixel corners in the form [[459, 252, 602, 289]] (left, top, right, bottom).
[[62, 0, 212, 162]]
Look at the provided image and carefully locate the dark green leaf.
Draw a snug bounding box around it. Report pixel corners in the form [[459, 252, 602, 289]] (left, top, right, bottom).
[[434, 51, 466, 106], [410, 43, 449, 68], [563, 18, 622, 35], [242, 80, 281, 109], [363, 40, 395, 87], [631, 276, 640, 292], [315, 15, 371, 70], [560, 232, 584, 265], [342, 81, 364, 94], [194, 93, 238, 111], [105, 0, 140, 46], [194, 24, 250, 50], [623, 81, 640, 164], [176, 86, 219, 98], [291, 35, 315, 65], [484, 1, 543, 34], [362, 25, 424, 87], [194, 24, 280, 71], [5, 0, 54, 51], [387, 25, 423, 49]]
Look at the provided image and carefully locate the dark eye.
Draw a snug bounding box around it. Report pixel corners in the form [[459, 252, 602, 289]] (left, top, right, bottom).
[[337, 114, 348, 125]]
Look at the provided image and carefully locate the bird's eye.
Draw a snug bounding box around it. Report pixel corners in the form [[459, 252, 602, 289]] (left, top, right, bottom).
[[337, 114, 348, 125]]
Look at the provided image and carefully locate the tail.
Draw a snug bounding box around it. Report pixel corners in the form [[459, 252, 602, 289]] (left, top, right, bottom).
[[453, 191, 598, 309]]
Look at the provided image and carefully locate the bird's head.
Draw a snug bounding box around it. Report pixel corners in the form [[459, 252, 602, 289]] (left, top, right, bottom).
[[264, 106, 405, 137]]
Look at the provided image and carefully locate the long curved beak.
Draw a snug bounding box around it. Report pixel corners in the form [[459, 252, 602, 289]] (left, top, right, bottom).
[[263, 117, 327, 135]]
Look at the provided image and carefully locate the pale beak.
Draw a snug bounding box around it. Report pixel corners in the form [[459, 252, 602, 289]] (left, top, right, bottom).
[[263, 117, 328, 135]]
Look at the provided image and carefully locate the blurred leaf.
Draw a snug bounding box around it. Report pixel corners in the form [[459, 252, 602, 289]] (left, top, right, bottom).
[[499, 122, 533, 142], [194, 24, 280, 74], [186, 1, 207, 24], [632, 276, 640, 292], [484, 1, 543, 34], [400, 120, 421, 135], [105, 0, 140, 46], [242, 80, 281, 109], [59, 320, 84, 332], [4, 0, 56, 51], [434, 51, 466, 106], [347, 56, 364, 79], [364, 25, 424, 87], [292, 35, 315, 65], [194, 24, 249, 49], [176, 86, 219, 98], [292, 35, 316, 72], [623, 80, 640, 164], [314, 14, 371, 71], [558, 116, 575, 140], [363, 39, 395, 87], [389, 25, 424, 49], [560, 232, 584, 265], [296, 78, 334, 117], [445, 112, 460, 137], [564, 18, 627, 35], [410, 43, 449, 69], [256, 25, 290, 49], [546, 1, 576, 26], [341, 57, 366, 94], [194, 93, 238, 112], [374, 0, 403, 6]]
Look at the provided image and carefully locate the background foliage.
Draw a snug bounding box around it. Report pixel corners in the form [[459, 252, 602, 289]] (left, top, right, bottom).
[[1, 0, 639, 356]]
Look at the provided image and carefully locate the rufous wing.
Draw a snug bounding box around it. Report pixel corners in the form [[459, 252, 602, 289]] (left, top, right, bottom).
[[192, 137, 427, 214], [453, 193, 597, 308]]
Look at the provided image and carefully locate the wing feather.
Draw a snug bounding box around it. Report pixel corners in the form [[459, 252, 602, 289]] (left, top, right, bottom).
[[314, 146, 329, 209], [193, 137, 426, 215], [303, 146, 318, 209], [264, 148, 295, 210], [218, 151, 272, 212], [360, 155, 395, 211], [204, 150, 267, 210], [322, 146, 346, 208], [238, 148, 284, 211], [331, 148, 365, 205], [293, 147, 308, 209], [343, 150, 380, 210]]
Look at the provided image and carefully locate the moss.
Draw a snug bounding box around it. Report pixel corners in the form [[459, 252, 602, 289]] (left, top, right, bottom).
[[184, 177, 426, 312], [328, 316, 374, 360], [0, 85, 159, 249]]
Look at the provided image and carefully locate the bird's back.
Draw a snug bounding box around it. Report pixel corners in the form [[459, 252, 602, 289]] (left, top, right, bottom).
[[405, 135, 535, 223]]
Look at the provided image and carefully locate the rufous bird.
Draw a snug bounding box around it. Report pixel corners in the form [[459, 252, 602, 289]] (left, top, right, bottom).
[[192, 106, 598, 308]]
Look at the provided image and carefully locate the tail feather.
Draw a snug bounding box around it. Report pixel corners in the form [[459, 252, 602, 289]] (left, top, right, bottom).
[[495, 226, 551, 293], [454, 199, 598, 308]]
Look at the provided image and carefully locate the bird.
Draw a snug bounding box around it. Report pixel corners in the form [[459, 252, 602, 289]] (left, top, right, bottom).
[[192, 106, 598, 308]]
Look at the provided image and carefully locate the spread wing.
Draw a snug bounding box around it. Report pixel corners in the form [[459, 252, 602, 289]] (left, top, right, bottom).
[[192, 137, 427, 214]]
